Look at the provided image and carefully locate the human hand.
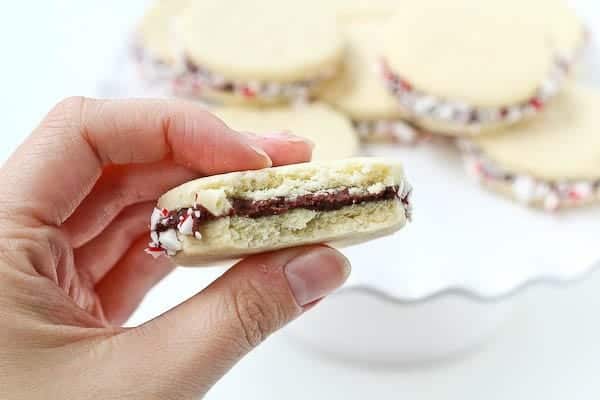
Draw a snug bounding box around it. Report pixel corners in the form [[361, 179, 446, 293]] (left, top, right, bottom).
[[0, 97, 351, 399]]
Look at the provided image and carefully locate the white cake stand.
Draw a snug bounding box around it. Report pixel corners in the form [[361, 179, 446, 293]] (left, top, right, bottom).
[[101, 35, 600, 363]]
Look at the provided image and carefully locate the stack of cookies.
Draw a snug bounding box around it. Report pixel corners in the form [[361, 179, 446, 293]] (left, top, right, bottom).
[[133, 0, 597, 212]]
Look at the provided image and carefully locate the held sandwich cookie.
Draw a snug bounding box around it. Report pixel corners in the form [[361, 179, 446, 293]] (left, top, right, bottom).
[[380, 0, 566, 135], [146, 158, 412, 265], [460, 85, 600, 211], [176, 0, 343, 105], [212, 103, 359, 161], [322, 22, 421, 145]]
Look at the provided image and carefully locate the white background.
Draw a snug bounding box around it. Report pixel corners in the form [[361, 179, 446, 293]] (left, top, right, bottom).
[[1, 1, 600, 399]]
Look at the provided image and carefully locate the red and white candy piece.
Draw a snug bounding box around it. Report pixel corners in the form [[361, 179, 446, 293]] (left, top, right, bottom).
[[512, 176, 537, 204], [158, 229, 182, 255], [178, 213, 194, 235], [144, 246, 164, 259], [544, 193, 561, 211], [569, 182, 593, 201], [391, 121, 418, 144]]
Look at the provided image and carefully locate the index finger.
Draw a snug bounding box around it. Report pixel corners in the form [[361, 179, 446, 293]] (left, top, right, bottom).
[[0, 97, 309, 226]]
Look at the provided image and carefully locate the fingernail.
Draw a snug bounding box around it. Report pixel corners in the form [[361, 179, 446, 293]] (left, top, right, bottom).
[[262, 131, 315, 149], [249, 144, 272, 167], [284, 247, 351, 307]]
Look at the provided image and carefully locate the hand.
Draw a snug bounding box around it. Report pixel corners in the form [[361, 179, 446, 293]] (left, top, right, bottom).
[[0, 97, 351, 399]]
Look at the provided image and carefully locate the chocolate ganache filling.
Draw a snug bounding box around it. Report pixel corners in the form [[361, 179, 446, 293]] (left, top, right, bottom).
[[156, 186, 401, 233]]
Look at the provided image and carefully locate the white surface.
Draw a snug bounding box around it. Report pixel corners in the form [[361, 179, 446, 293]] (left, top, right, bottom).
[[1, 1, 600, 399]]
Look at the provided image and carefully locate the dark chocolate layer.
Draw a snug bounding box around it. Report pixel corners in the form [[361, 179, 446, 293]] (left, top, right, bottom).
[[156, 186, 400, 233]]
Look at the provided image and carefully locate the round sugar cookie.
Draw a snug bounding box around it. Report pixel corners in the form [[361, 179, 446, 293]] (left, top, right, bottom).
[[322, 22, 404, 122], [211, 103, 359, 161], [521, 0, 586, 61], [180, 1, 343, 83], [380, 0, 563, 135], [136, 0, 189, 65], [382, 0, 552, 108], [321, 21, 421, 144], [462, 85, 600, 210]]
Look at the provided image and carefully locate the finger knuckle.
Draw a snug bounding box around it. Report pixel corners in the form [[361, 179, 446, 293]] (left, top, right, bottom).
[[0, 224, 72, 280], [229, 281, 284, 350], [38, 97, 90, 138], [47, 96, 87, 125]]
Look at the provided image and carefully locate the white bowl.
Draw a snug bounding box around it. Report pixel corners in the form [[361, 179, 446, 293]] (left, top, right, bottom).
[[103, 27, 600, 364], [285, 288, 517, 364], [282, 139, 600, 364]]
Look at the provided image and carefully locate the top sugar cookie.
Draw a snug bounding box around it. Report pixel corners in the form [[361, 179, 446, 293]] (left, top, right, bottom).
[[382, 0, 553, 108], [179, 1, 344, 83]]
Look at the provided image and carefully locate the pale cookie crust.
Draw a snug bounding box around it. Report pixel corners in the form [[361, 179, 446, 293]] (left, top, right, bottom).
[[179, 1, 343, 83], [310, 0, 400, 23], [136, 0, 189, 65], [157, 158, 406, 211], [211, 103, 359, 161], [519, 0, 586, 60], [382, 0, 553, 108]]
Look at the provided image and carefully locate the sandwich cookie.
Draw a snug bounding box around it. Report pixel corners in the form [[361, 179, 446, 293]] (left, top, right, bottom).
[[459, 85, 600, 211], [380, 0, 565, 135], [321, 22, 422, 145], [145, 158, 412, 265], [212, 103, 359, 161], [134, 0, 189, 81], [176, 0, 343, 105]]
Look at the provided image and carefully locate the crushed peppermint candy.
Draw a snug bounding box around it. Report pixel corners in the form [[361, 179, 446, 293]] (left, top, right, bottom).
[[458, 140, 600, 211], [145, 185, 413, 257], [399, 180, 414, 221], [178, 214, 194, 235], [380, 58, 568, 132], [131, 41, 183, 84], [144, 247, 165, 259], [130, 43, 336, 103], [172, 56, 337, 102], [352, 119, 428, 145]]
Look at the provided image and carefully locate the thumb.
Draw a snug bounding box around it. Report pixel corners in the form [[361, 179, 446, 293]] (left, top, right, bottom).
[[108, 245, 350, 398]]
